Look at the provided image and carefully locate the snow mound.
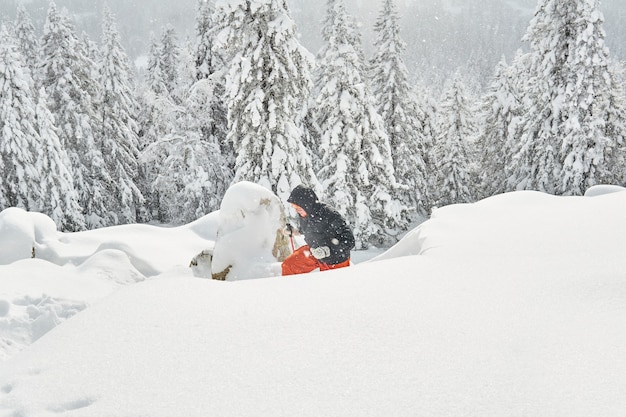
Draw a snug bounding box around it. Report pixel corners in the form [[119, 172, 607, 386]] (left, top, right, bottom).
[[0, 208, 57, 265], [210, 181, 289, 280], [376, 189, 626, 263], [584, 184, 626, 196], [76, 249, 145, 285]]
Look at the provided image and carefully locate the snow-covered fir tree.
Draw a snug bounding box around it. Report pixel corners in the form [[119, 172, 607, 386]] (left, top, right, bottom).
[[137, 33, 182, 220], [603, 60, 626, 186], [433, 73, 476, 207], [414, 83, 439, 203], [143, 48, 232, 222], [475, 56, 522, 198], [141, 128, 232, 223], [502, 50, 554, 193], [39, 2, 112, 228], [137, 35, 176, 150], [97, 7, 144, 224], [34, 86, 85, 231], [159, 25, 182, 102], [178, 39, 198, 93], [319, 0, 366, 74], [314, 0, 408, 248], [138, 5, 233, 223], [307, 0, 353, 173], [194, 0, 231, 167], [13, 5, 39, 86], [213, 0, 319, 199], [369, 0, 431, 217], [514, 0, 626, 195], [0, 26, 41, 211], [145, 34, 169, 97], [195, 0, 220, 81]]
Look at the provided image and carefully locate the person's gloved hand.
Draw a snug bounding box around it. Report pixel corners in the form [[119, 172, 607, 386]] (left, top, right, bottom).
[[282, 223, 295, 237], [310, 246, 331, 259]]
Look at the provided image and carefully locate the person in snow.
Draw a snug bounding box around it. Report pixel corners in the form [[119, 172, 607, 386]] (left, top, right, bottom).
[[282, 185, 355, 276]]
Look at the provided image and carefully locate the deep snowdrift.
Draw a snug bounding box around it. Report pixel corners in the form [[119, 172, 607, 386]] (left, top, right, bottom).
[[1, 187, 625, 417]]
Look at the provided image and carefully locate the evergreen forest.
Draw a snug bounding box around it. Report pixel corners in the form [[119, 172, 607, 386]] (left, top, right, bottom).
[[0, 0, 624, 249]]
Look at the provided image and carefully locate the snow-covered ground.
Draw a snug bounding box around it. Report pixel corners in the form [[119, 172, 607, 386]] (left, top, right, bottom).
[[1, 185, 625, 417]]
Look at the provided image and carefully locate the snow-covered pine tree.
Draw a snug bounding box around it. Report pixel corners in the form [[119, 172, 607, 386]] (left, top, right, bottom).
[[603, 60, 626, 186], [319, 0, 366, 75], [194, 0, 231, 167], [97, 7, 144, 224], [13, 5, 39, 86], [605, 61, 626, 184], [369, 0, 430, 218], [80, 32, 100, 69], [414, 83, 440, 205], [34, 86, 85, 231], [500, 50, 552, 193], [0, 26, 41, 211], [40, 2, 112, 228], [433, 73, 476, 207], [141, 129, 232, 223], [138, 6, 233, 223], [300, 99, 323, 173], [213, 0, 318, 200], [475, 56, 522, 198], [307, 0, 367, 174], [145, 34, 169, 97], [195, 0, 220, 81], [137, 33, 181, 221], [159, 25, 182, 103], [138, 34, 176, 150], [148, 40, 232, 221], [314, 0, 408, 248], [518, 0, 626, 195]]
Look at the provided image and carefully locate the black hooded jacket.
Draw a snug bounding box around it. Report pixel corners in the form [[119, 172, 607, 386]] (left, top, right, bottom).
[[287, 185, 355, 265]]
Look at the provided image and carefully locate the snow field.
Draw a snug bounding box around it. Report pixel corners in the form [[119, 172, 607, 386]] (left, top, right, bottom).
[[0, 186, 625, 416]]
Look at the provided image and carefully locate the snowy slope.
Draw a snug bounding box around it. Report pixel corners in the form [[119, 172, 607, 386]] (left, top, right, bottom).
[[1, 188, 626, 417], [0, 208, 219, 360]]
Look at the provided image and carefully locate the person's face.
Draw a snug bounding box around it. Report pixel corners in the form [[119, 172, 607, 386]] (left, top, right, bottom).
[[291, 203, 307, 217]]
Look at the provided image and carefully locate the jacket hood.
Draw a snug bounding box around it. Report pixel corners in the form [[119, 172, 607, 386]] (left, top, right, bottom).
[[287, 185, 319, 214]]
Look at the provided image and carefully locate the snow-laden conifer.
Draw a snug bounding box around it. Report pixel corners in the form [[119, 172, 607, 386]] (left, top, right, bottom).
[[369, 0, 430, 217], [476, 56, 522, 198], [194, 0, 231, 166], [516, 0, 626, 195], [40, 2, 111, 228], [13, 5, 39, 86], [195, 0, 221, 81], [138, 35, 176, 150], [0, 26, 40, 211], [433, 73, 475, 207], [34, 87, 85, 231], [159, 25, 182, 102], [315, 0, 408, 248], [319, 0, 365, 69], [141, 58, 232, 223], [415, 84, 440, 202], [500, 51, 552, 193], [214, 0, 318, 199], [146, 34, 169, 97], [139, 3, 233, 222], [141, 129, 232, 224], [603, 60, 626, 186], [137, 34, 181, 220], [97, 7, 144, 224]]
